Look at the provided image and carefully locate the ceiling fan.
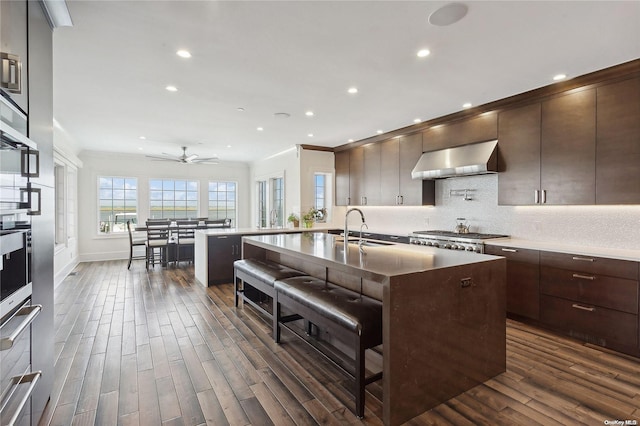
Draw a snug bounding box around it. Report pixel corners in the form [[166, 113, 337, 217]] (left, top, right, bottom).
[[145, 146, 219, 164]]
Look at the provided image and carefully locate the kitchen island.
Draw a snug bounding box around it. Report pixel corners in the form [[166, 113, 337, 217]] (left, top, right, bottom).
[[241, 232, 506, 425]]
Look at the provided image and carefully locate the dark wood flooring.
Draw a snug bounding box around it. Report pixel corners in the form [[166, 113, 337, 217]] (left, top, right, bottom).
[[39, 260, 640, 425]]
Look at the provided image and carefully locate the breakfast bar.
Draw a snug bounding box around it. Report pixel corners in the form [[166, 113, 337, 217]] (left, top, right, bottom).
[[241, 232, 507, 425]]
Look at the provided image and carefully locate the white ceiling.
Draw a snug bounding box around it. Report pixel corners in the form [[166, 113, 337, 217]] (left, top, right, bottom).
[[53, 1, 640, 163]]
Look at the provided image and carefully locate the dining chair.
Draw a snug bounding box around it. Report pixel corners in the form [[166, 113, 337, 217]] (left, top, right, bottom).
[[127, 220, 146, 269], [145, 220, 170, 269], [175, 220, 197, 265]]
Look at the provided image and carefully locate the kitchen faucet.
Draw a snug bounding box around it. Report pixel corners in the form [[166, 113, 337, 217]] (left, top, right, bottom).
[[344, 208, 366, 258]]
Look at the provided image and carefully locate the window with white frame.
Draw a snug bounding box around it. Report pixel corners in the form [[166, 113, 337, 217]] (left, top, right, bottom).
[[257, 180, 267, 228], [314, 172, 329, 222], [54, 163, 66, 244], [149, 178, 198, 219], [208, 181, 237, 225], [67, 167, 77, 240], [98, 176, 138, 233]]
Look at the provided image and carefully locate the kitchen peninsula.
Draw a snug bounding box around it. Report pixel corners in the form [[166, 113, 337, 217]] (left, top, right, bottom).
[[241, 232, 507, 425], [194, 226, 335, 286]]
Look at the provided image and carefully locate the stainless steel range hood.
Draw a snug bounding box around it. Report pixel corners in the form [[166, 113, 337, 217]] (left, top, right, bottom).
[[411, 139, 498, 179]]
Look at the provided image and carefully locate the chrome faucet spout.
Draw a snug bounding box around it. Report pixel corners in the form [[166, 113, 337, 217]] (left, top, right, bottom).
[[344, 208, 366, 259]]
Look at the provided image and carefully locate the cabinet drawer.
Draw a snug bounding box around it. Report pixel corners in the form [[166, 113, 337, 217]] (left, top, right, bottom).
[[540, 266, 638, 314], [485, 245, 539, 263], [540, 251, 638, 280], [540, 295, 638, 348]]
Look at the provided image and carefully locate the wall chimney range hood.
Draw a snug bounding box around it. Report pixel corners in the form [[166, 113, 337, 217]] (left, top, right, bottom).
[[411, 139, 498, 180]]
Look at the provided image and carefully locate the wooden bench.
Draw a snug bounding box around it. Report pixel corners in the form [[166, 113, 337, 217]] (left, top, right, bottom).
[[274, 276, 383, 418], [233, 259, 305, 327]]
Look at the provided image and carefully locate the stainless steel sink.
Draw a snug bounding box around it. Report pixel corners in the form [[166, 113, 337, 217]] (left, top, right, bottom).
[[336, 237, 394, 248]]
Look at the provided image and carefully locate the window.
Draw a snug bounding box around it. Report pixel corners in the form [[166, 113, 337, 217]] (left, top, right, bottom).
[[99, 177, 137, 233], [54, 163, 65, 244], [314, 173, 328, 222], [208, 181, 237, 226], [270, 177, 284, 227], [257, 180, 267, 228], [149, 179, 198, 219]]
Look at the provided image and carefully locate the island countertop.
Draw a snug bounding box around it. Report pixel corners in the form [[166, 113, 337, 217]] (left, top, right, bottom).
[[195, 225, 336, 237], [242, 232, 501, 279]]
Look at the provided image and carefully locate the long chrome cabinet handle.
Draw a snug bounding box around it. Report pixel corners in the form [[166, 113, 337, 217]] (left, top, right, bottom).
[[572, 273, 595, 281], [0, 304, 42, 351], [501, 248, 518, 253], [572, 256, 594, 262], [2, 371, 42, 426], [541, 189, 547, 204], [534, 190, 540, 204], [571, 303, 595, 312]]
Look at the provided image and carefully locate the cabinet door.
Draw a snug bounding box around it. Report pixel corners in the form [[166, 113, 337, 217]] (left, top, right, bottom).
[[349, 146, 364, 206], [422, 112, 498, 152], [596, 77, 640, 204], [363, 143, 381, 206], [334, 150, 350, 206], [398, 133, 423, 205], [541, 89, 596, 204], [208, 235, 242, 284], [380, 138, 400, 205], [497, 103, 541, 205], [0, 0, 29, 112], [485, 246, 540, 320]]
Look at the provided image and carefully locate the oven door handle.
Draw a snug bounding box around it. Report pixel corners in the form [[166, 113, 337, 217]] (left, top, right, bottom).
[[0, 304, 42, 351], [2, 371, 42, 426]]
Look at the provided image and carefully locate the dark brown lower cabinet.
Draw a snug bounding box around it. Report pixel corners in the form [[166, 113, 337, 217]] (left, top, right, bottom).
[[538, 250, 639, 356], [207, 235, 242, 284], [485, 245, 539, 320]]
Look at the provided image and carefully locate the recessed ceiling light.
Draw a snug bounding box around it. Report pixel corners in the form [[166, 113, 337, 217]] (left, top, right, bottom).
[[428, 3, 468, 26], [139, 136, 146, 140], [176, 50, 191, 58], [462, 102, 472, 108], [413, 118, 422, 123], [348, 87, 358, 94], [237, 107, 245, 112], [166, 85, 178, 92], [307, 133, 314, 137], [377, 130, 383, 134], [553, 73, 567, 81], [417, 49, 430, 58], [226, 145, 232, 148], [257, 127, 264, 131], [348, 139, 354, 143], [305, 111, 314, 117], [138, 147, 143, 151]]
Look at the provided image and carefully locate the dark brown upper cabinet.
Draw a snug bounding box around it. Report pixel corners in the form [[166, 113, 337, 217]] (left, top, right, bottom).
[[334, 150, 350, 206], [422, 112, 498, 152], [349, 146, 364, 206], [498, 89, 597, 205], [398, 133, 425, 205], [497, 103, 542, 205], [362, 143, 381, 206], [380, 138, 400, 205], [540, 88, 596, 205], [596, 76, 640, 204]]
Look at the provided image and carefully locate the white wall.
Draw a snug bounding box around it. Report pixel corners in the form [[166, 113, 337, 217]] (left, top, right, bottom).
[[333, 174, 640, 250], [77, 150, 250, 262], [249, 146, 300, 226], [299, 148, 335, 221]]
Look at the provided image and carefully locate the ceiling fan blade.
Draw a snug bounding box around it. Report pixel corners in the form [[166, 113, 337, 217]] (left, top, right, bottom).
[[193, 157, 219, 162], [185, 154, 199, 162], [145, 155, 179, 161]]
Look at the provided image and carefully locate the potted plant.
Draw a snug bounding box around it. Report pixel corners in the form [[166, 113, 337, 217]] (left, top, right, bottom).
[[302, 207, 327, 228], [287, 213, 300, 228]]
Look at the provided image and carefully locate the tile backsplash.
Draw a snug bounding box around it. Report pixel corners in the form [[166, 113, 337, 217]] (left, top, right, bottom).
[[332, 174, 640, 250]]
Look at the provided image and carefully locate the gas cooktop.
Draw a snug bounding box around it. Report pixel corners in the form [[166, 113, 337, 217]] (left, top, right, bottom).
[[412, 230, 509, 239]]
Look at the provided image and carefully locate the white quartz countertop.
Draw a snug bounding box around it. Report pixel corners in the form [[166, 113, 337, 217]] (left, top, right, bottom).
[[243, 232, 501, 278], [195, 225, 336, 236], [486, 238, 640, 262]]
